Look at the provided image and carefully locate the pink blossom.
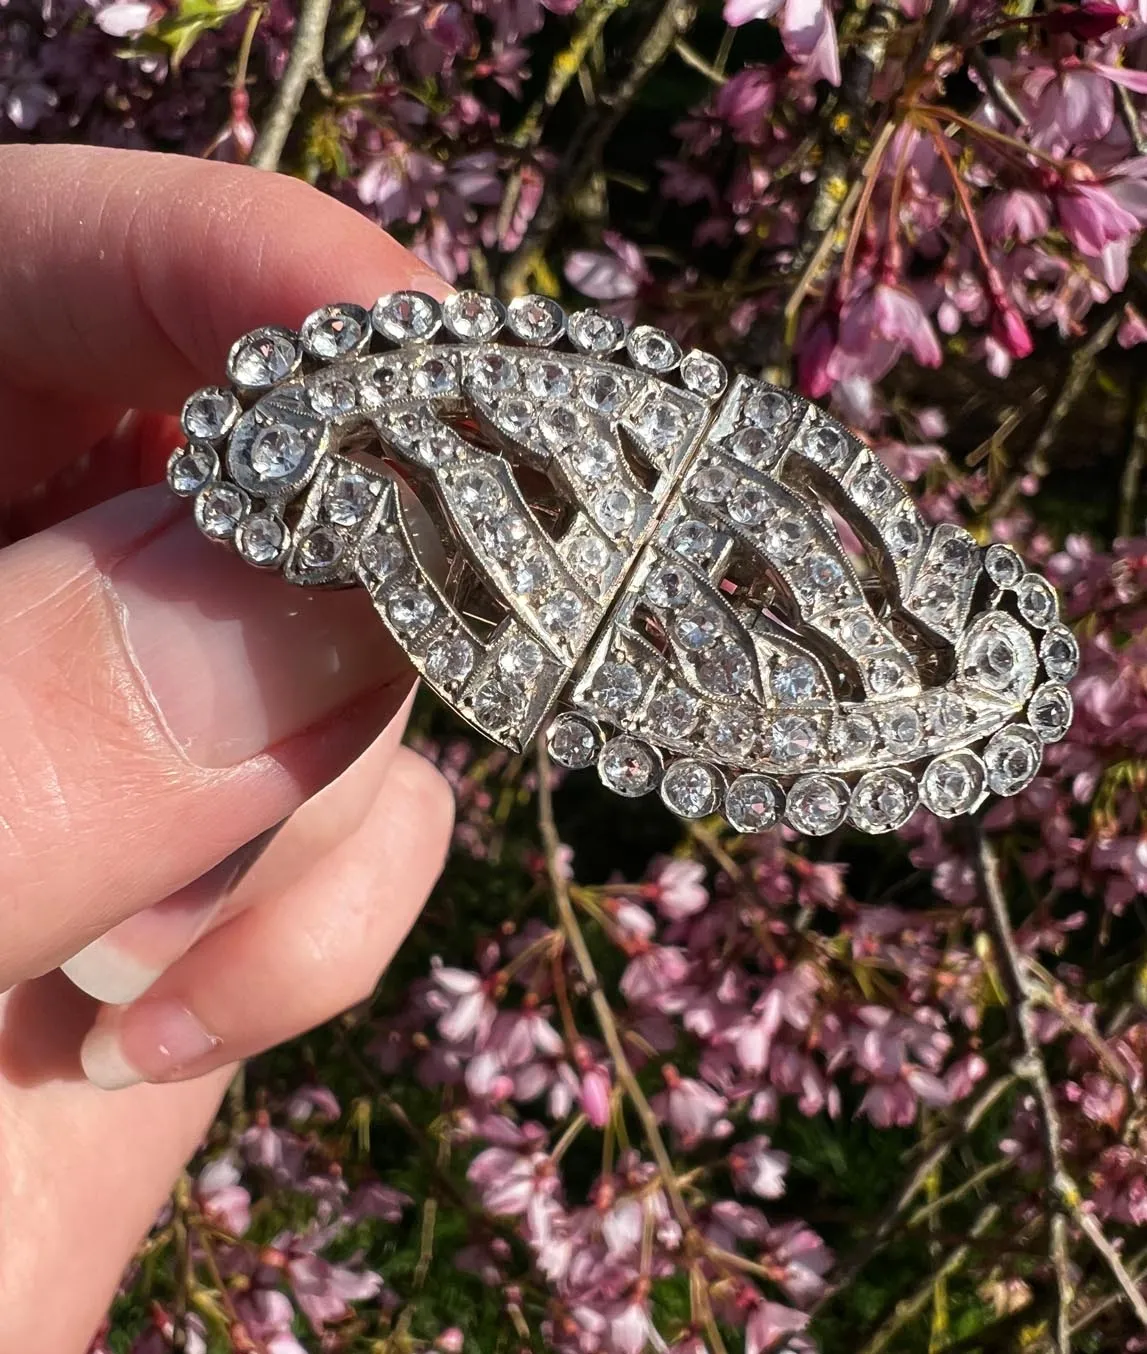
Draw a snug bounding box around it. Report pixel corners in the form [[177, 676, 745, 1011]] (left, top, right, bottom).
[[745, 1297, 811, 1354], [729, 1136, 790, 1198], [647, 856, 709, 919]]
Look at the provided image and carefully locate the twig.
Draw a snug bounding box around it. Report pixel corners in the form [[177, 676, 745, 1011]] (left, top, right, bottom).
[[171, 1175, 193, 1352], [673, 37, 726, 85], [1118, 376, 1147, 540], [969, 47, 1027, 128], [249, 0, 333, 171], [906, 1156, 1013, 1231], [1116, 82, 1147, 157]]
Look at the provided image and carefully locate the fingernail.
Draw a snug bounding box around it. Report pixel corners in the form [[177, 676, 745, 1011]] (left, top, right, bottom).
[[81, 1000, 221, 1090], [62, 825, 283, 1004], [110, 498, 399, 768]]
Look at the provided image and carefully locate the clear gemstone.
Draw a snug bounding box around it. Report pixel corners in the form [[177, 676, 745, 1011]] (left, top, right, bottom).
[[324, 471, 375, 526], [549, 713, 599, 769], [645, 686, 699, 738], [479, 514, 529, 558], [540, 590, 583, 632], [771, 715, 819, 764], [800, 553, 845, 594], [592, 662, 643, 712], [572, 439, 616, 479], [938, 533, 977, 570], [745, 389, 791, 429], [388, 586, 437, 634], [675, 607, 722, 651], [230, 330, 297, 386], [966, 628, 1022, 691], [599, 736, 661, 797], [850, 770, 917, 834], [499, 637, 544, 681], [411, 431, 454, 468], [646, 565, 693, 609], [182, 388, 238, 442], [456, 469, 505, 519], [525, 360, 571, 399], [670, 519, 714, 557], [711, 709, 756, 758], [699, 642, 752, 695], [881, 707, 922, 752], [414, 356, 458, 396], [472, 680, 522, 730], [1017, 574, 1058, 628], [631, 399, 684, 452], [567, 310, 625, 353], [984, 726, 1043, 795], [426, 635, 475, 684], [984, 544, 1024, 587], [728, 482, 770, 526], [250, 424, 307, 480], [680, 351, 727, 397], [168, 446, 217, 496], [726, 428, 778, 465], [886, 514, 923, 558], [725, 775, 782, 832], [766, 516, 811, 560], [372, 292, 439, 342], [921, 752, 985, 817], [359, 362, 405, 406], [507, 549, 549, 596], [831, 712, 877, 759], [930, 692, 966, 736], [568, 533, 611, 574], [197, 484, 247, 538], [310, 375, 357, 416], [443, 291, 503, 341], [851, 463, 897, 510], [236, 513, 287, 565], [772, 656, 820, 703], [302, 304, 368, 358], [628, 325, 681, 372], [917, 576, 956, 617], [840, 613, 878, 648], [596, 487, 635, 534], [661, 760, 720, 818], [470, 351, 518, 395], [498, 397, 534, 431], [1028, 683, 1073, 742], [359, 533, 406, 581], [805, 425, 849, 469], [298, 527, 343, 570], [581, 370, 625, 413], [1041, 625, 1079, 681], [690, 464, 734, 504], [508, 295, 564, 344], [542, 407, 582, 446], [786, 775, 849, 835], [867, 656, 910, 694]]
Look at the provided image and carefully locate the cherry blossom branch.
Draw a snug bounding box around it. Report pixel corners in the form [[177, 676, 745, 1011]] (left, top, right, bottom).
[[1118, 376, 1147, 540], [249, 0, 333, 171]]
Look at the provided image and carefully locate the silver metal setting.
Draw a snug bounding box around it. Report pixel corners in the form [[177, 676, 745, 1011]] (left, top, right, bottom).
[[170, 290, 1077, 834]]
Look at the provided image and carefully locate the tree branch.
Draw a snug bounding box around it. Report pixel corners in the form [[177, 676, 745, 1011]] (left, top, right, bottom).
[[249, 0, 333, 172]]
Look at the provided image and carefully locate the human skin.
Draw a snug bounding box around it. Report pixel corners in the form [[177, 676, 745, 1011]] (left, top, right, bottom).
[[0, 144, 455, 1351]]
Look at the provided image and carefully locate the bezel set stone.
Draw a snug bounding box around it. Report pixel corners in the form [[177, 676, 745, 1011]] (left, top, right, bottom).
[[170, 290, 1076, 835]]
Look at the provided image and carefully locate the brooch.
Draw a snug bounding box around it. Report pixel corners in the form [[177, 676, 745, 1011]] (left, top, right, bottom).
[[168, 290, 1076, 834]]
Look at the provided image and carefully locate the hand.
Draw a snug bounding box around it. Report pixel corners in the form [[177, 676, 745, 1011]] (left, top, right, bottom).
[[0, 145, 455, 1351]]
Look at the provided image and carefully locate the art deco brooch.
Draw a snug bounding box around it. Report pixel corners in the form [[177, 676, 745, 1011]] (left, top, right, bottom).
[[167, 290, 1077, 835]]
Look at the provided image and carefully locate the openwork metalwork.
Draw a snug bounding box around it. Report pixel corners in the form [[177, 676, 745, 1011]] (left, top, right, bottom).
[[169, 290, 1077, 834]]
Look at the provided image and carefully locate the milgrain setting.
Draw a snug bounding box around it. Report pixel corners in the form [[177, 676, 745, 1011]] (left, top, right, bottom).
[[169, 290, 1077, 835]]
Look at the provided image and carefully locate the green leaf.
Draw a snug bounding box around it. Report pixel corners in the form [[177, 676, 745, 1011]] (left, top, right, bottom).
[[152, 0, 247, 71]]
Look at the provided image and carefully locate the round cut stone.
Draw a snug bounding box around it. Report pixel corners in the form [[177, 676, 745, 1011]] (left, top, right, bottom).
[[372, 292, 439, 342], [1040, 625, 1079, 682], [930, 692, 966, 736], [724, 775, 782, 832], [786, 775, 849, 835], [804, 425, 849, 469], [542, 407, 582, 446], [568, 534, 611, 574], [728, 483, 770, 526], [766, 516, 810, 560], [426, 635, 475, 685], [324, 471, 375, 526], [456, 469, 505, 519], [498, 397, 534, 432], [359, 362, 405, 406], [710, 709, 756, 759], [680, 351, 727, 398], [182, 388, 239, 442], [580, 370, 625, 413], [359, 533, 406, 582], [499, 637, 544, 682], [525, 360, 571, 399], [507, 549, 549, 596], [229, 329, 297, 387], [881, 707, 922, 752], [301, 303, 368, 359], [831, 712, 877, 760], [1017, 574, 1058, 628], [627, 326, 680, 372], [726, 428, 777, 465], [298, 527, 343, 570], [250, 424, 307, 480], [631, 399, 684, 452], [800, 553, 845, 594], [921, 752, 985, 817], [771, 715, 819, 764], [596, 487, 636, 535], [867, 656, 910, 694], [573, 438, 616, 478], [443, 291, 504, 341], [548, 713, 599, 769], [414, 356, 458, 396], [592, 661, 643, 712], [599, 736, 662, 797], [689, 463, 734, 504], [851, 463, 897, 511], [310, 375, 358, 416], [984, 543, 1025, 588], [1028, 682, 1073, 742], [772, 656, 820, 704], [646, 565, 693, 609], [508, 295, 564, 344], [479, 514, 529, 558], [984, 725, 1043, 795], [661, 760, 721, 818], [965, 626, 1025, 692], [196, 484, 247, 538], [472, 680, 522, 730], [886, 514, 923, 558], [645, 686, 699, 738], [670, 519, 715, 558], [745, 389, 791, 429], [168, 446, 217, 497], [675, 607, 722, 651], [698, 642, 752, 695], [939, 533, 977, 570], [236, 513, 287, 566], [388, 586, 437, 634], [918, 577, 956, 617], [567, 310, 625, 353], [470, 351, 518, 395], [849, 770, 918, 834], [540, 590, 583, 633]]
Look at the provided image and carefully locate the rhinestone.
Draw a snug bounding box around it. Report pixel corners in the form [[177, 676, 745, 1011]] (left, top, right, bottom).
[[599, 736, 662, 797], [388, 586, 437, 634], [627, 326, 681, 373], [525, 360, 571, 399], [301, 303, 369, 359], [386, 410, 424, 449], [938, 533, 977, 570], [507, 550, 549, 596], [359, 533, 406, 581], [548, 713, 599, 769], [680, 351, 727, 397], [851, 463, 897, 510], [645, 686, 699, 738], [726, 428, 778, 465], [359, 362, 405, 406], [711, 709, 756, 758], [498, 397, 534, 431], [568, 534, 611, 574], [984, 725, 1043, 795], [567, 310, 625, 354], [443, 291, 504, 341], [881, 707, 922, 752], [508, 295, 564, 344], [965, 628, 1022, 691], [250, 424, 308, 480], [310, 375, 357, 416], [592, 662, 643, 712], [675, 607, 722, 651], [886, 514, 923, 558], [867, 657, 910, 694], [182, 388, 238, 442], [917, 577, 957, 617], [930, 692, 966, 736], [745, 389, 791, 429], [690, 464, 734, 504], [786, 776, 849, 835], [472, 680, 522, 730], [661, 760, 721, 818], [1028, 683, 1073, 742], [324, 470, 375, 526], [414, 356, 458, 396], [831, 712, 877, 759], [236, 513, 287, 566], [670, 519, 715, 557], [425, 635, 475, 685], [498, 637, 545, 681], [456, 469, 505, 519], [766, 516, 811, 560], [229, 328, 298, 387], [699, 642, 752, 695], [645, 565, 693, 609], [1017, 574, 1058, 628], [470, 351, 518, 395], [1041, 625, 1079, 681], [573, 438, 617, 479], [804, 425, 849, 469], [631, 399, 684, 452], [921, 752, 985, 817], [984, 544, 1025, 587], [772, 656, 820, 704], [542, 407, 582, 446], [168, 446, 217, 497], [728, 482, 770, 526], [196, 484, 247, 538], [771, 715, 819, 764], [850, 770, 917, 834], [596, 488, 636, 535], [540, 590, 583, 632], [581, 370, 625, 414], [800, 553, 845, 593], [298, 527, 343, 570], [841, 613, 878, 648], [372, 292, 439, 342], [724, 775, 782, 832], [480, 514, 529, 558]]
